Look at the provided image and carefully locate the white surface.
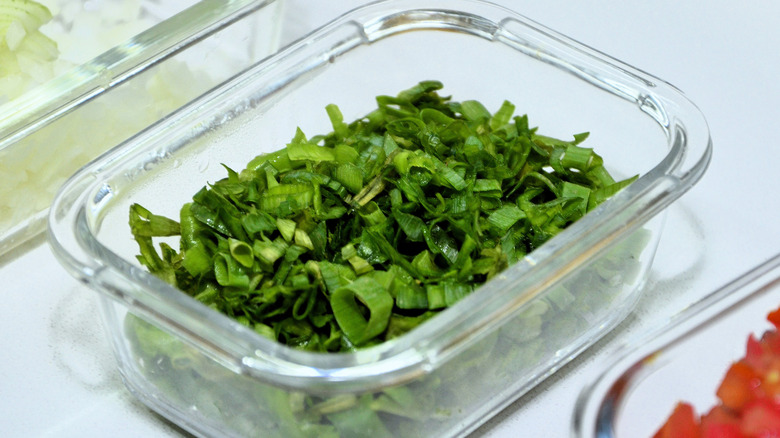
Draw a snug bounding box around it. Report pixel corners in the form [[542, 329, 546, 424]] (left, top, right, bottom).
[[2, 1, 779, 436]]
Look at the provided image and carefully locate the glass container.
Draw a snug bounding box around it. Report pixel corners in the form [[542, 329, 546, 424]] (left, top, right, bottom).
[[0, 0, 285, 254], [49, 1, 711, 437], [573, 253, 780, 438]]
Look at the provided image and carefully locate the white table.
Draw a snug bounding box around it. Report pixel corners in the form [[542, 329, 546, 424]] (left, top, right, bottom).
[[3, 1, 779, 436]]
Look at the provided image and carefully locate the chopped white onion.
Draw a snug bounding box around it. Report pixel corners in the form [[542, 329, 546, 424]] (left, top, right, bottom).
[[0, 0, 204, 237]]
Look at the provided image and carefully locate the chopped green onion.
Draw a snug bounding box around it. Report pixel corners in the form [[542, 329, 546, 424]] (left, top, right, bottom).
[[334, 163, 363, 194], [129, 80, 635, 352], [330, 277, 393, 345], [275, 217, 296, 242], [228, 238, 254, 268]]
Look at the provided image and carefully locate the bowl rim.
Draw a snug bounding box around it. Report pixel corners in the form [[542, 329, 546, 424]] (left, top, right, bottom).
[[571, 252, 780, 438], [48, 0, 712, 393]]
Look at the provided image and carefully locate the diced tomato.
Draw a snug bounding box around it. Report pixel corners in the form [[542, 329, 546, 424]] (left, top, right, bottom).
[[655, 306, 780, 438], [703, 423, 743, 438], [767, 308, 780, 331], [717, 361, 761, 411], [701, 406, 741, 438], [741, 398, 780, 436], [760, 360, 780, 398], [762, 331, 780, 356], [702, 405, 740, 426], [654, 402, 700, 438], [746, 334, 770, 373]]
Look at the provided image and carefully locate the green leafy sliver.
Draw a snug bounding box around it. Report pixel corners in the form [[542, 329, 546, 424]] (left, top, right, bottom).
[[128, 81, 636, 352]]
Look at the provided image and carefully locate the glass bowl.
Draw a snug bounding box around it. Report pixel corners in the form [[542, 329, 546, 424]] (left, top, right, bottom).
[[48, 0, 711, 437], [573, 253, 780, 438], [0, 0, 285, 255]]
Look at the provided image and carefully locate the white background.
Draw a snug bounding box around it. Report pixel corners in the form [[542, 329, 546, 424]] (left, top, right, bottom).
[[2, 1, 779, 436]]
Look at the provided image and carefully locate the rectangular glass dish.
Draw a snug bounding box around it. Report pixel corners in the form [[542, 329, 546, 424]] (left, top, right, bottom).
[[0, 0, 285, 255], [48, 1, 712, 437], [573, 253, 780, 438]]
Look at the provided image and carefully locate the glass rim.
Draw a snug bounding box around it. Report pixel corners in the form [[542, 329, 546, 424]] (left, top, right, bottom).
[[572, 252, 780, 438], [0, 0, 282, 153]]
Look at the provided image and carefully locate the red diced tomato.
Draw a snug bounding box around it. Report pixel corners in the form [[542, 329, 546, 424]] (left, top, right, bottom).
[[701, 406, 741, 438], [702, 405, 740, 426], [746, 334, 769, 373], [703, 423, 743, 438], [741, 398, 780, 436], [762, 331, 780, 356], [654, 402, 700, 438], [767, 308, 780, 331], [760, 360, 780, 398], [717, 361, 761, 411], [655, 306, 780, 438]]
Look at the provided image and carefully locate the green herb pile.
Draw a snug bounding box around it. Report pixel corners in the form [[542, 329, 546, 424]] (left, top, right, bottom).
[[130, 80, 635, 352]]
